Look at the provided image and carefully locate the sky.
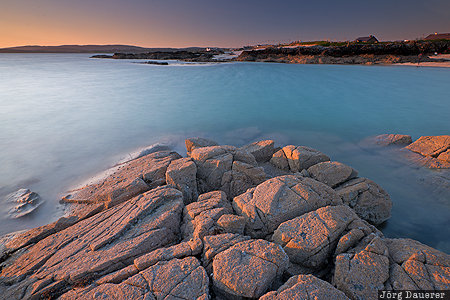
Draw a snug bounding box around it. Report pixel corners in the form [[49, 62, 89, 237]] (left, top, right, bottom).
[[1, 0, 449, 48]]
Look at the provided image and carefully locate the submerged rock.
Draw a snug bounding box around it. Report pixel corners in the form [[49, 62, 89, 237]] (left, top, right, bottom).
[[363, 134, 413, 147], [5, 189, 43, 219]]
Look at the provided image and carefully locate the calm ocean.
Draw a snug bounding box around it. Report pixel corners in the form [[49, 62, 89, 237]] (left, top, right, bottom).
[[0, 53, 449, 252]]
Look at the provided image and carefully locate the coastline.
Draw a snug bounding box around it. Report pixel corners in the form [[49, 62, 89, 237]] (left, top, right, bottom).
[[1, 136, 449, 299]]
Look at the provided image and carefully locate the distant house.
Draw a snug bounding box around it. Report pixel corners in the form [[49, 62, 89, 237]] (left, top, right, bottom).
[[424, 33, 450, 40], [355, 35, 379, 43]]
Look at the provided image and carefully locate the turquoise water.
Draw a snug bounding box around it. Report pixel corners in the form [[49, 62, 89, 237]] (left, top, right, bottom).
[[0, 54, 449, 251]]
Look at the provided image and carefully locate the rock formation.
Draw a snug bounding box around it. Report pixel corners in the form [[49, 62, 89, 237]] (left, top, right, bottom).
[[1, 137, 448, 299], [4, 189, 43, 219], [235, 40, 450, 65]]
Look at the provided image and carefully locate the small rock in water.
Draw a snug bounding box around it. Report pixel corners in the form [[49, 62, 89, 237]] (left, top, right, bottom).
[[5, 189, 43, 218]]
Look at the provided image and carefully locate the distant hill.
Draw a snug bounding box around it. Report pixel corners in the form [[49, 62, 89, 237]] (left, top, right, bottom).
[[0, 45, 210, 53]]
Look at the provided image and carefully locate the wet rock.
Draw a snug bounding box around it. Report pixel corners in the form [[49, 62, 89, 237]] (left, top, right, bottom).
[[0, 186, 183, 298], [181, 190, 233, 240], [401, 148, 450, 169], [335, 177, 392, 225], [63, 150, 181, 207], [233, 175, 342, 238], [84, 257, 210, 300], [185, 137, 218, 154], [166, 157, 198, 203], [307, 161, 358, 188], [365, 134, 413, 147], [406, 135, 450, 157], [272, 205, 363, 269], [5, 189, 43, 219], [240, 140, 275, 162], [260, 274, 349, 300], [213, 239, 289, 299]]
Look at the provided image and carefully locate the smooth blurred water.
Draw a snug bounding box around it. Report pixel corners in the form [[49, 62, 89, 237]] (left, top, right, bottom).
[[0, 54, 449, 252]]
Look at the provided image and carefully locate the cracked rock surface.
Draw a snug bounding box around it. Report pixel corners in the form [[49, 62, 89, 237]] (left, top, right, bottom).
[[0, 138, 447, 300]]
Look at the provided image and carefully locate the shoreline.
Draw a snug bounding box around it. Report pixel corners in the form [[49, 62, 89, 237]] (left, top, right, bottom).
[[1, 135, 449, 299]]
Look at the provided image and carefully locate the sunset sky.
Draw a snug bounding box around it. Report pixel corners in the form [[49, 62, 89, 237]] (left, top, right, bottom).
[[1, 0, 449, 48]]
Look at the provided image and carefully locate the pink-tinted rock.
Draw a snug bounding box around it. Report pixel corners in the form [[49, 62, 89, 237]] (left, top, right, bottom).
[[406, 135, 450, 157], [185, 137, 218, 154], [63, 150, 181, 207], [233, 175, 342, 238], [166, 157, 198, 203], [307, 161, 358, 188], [272, 205, 364, 269], [0, 186, 183, 298], [261, 274, 349, 300], [335, 177, 392, 225], [241, 140, 275, 162], [280, 145, 330, 172], [213, 239, 289, 299], [181, 191, 233, 240]]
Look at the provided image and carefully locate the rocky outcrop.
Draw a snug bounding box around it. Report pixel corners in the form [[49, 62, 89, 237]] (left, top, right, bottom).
[[403, 135, 450, 168], [272, 205, 378, 272], [181, 190, 234, 240], [166, 157, 198, 203], [261, 274, 349, 300], [213, 239, 289, 299], [185, 137, 219, 155], [270, 145, 330, 172], [307, 161, 358, 188], [240, 140, 275, 162], [62, 150, 181, 207], [334, 237, 450, 300], [233, 175, 342, 238], [235, 41, 450, 65], [406, 136, 450, 157], [1, 137, 447, 300], [190, 145, 266, 198], [335, 177, 392, 225], [79, 257, 210, 300], [92, 49, 224, 62], [5, 189, 43, 219], [0, 186, 183, 299]]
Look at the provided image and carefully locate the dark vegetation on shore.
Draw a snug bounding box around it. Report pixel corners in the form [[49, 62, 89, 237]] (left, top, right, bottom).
[[235, 40, 450, 64]]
